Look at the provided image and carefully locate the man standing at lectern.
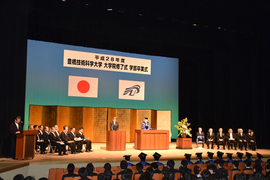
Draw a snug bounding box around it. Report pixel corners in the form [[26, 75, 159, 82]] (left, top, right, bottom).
[[141, 117, 151, 130], [110, 117, 119, 131], [9, 116, 23, 158]]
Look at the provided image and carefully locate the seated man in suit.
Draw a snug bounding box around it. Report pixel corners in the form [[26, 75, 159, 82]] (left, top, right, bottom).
[[110, 117, 119, 131], [76, 127, 92, 152], [237, 128, 247, 150], [226, 128, 237, 150], [206, 128, 215, 149], [60, 125, 76, 154], [43, 126, 51, 153], [216, 128, 226, 150], [247, 130, 256, 150], [49, 127, 66, 155], [141, 117, 151, 130], [68, 127, 83, 153], [9, 116, 23, 159], [196, 127, 205, 148], [34, 125, 46, 154]]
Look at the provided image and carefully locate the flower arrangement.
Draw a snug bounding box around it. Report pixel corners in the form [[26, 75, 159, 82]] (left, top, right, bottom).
[[174, 117, 192, 137]]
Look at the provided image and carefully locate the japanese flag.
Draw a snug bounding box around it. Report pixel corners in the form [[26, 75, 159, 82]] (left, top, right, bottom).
[[68, 76, 98, 98]]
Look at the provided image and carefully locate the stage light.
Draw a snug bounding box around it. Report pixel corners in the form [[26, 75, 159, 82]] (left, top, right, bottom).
[[193, 24, 197, 27], [107, 8, 113, 11], [62, 0, 66, 2]]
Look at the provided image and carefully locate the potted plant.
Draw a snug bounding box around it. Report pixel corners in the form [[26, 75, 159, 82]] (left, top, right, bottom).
[[174, 117, 192, 138]]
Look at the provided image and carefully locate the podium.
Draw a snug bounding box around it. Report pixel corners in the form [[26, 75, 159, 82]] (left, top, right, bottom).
[[106, 131, 126, 151], [176, 138, 192, 149], [15, 130, 38, 159], [134, 130, 169, 150]]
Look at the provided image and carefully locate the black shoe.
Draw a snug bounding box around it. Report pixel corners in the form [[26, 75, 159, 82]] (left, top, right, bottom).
[[58, 153, 63, 156], [63, 153, 68, 155]]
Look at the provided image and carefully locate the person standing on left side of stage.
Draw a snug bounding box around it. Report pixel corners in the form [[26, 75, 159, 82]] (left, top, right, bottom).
[[9, 116, 23, 159], [123, 155, 134, 166], [138, 152, 150, 165], [205, 152, 214, 164], [153, 152, 163, 165], [195, 153, 204, 164], [110, 117, 119, 131], [141, 117, 151, 130]]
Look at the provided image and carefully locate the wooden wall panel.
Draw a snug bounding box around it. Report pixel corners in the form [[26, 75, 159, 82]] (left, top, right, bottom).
[[92, 108, 107, 142], [69, 107, 83, 133], [157, 110, 171, 142], [151, 110, 157, 129], [117, 109, 130, 142], [107, 108, 117, 131], [42, 106, 57, 128], [29, 105, 42, 127], [57, 106, 69, 132], [83, 107, 93, 140], [130, 109, 137, 142]]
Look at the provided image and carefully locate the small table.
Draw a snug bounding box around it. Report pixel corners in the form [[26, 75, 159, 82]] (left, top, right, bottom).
[[176, 138, 192, 149]]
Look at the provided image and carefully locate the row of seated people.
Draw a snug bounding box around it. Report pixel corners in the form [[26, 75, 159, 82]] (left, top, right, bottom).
[[47, 152, 270, 180], [196, 128, 256, 150], [29, 124, 92, 155]]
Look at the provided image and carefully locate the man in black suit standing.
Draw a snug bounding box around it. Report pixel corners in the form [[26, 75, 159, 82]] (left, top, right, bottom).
[[76, 127, 92, 152], [110, 117, 119, 131], [69, 127, 83, 153], [216, 128, 226, 150], [49, 127, 67, 155], [226, 128, 237, 150], [60, 125, 76, 154], [9, 116, 23, 158], [206, 128, 215, 149]]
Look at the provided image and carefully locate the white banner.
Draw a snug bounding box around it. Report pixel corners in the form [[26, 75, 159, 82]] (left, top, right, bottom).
[[63, 50, 151, 75], [68, 76, 98, 98], [119, 80, 145, 100]]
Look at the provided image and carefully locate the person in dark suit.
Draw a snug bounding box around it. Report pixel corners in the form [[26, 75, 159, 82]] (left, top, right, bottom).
[[78, 167, 91, 180], [49, 127, 67, 156], [110, 117, 119, 131], [116, 160, 129, 179], [216, 128, 226, 150], [206, 128, 215, 149], [34, 125, 46, 154], [237, 128, 247, 150], [43, 126, 51, 153], [60, 125, 76, 154], [68, 127, 83, 153], [61, 163, 79, 180], [247, 131, 256, 150], [196, 127, 205, 148], [86, 163, 98, 176], [231, 161, 241, 171], [9, 116, 23, 158], [243, 161, 252, 170], [76, 127, 92, 152], [226, 128, 237, 150]]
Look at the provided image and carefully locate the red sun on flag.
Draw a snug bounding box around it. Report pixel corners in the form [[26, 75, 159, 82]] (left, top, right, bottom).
[[77, 80, 90, 93], [68, 76, 98, 98]]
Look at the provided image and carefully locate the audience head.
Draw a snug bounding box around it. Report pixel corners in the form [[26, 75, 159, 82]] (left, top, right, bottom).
[[233, 161, 239, 169], [266, 164, 270, 171], [194, 166, 201, 175], [13, 174, 24, 180], [104, 163, 111, 171], [78, 167, 87, 178], [146, 167, 154, 178], [153, 152, 161, 161], [121, 173, 132, 180], [254, 172, 264, 180], [250, 131, 254, 136], [256, 153, 263, 160], [246, 175, 256, 180], [237, 152, 244, 160], [24, 176, 35, 180], [123, 155, 131, 162], [86, 163, 94, 174], [245, 161, 251, 167], [138, 152, 147, 162], [181, 159, 188, 167], [136, 162, 143, 172], [253, 164, 262, 173], [167, 160, 175, 169], [267, 159, 270, 164], [219, 168, 228, 179], [184, 154, 192, 161], [217, 151, 224, 159], [151, 162, 158, 171], [67, 163, 75, 174], [207, 152, 214, 160], [217, 160, 224, 168], [246, 152, 252, 159], [202, 169, 211, 180], [196, 153, 203, 160], [120, 160, 128, 170], [233, 174, 245, 180]]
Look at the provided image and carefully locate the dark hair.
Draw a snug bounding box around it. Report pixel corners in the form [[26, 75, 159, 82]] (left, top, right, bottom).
[[38, 125, 43, 128], [120, 160, 128, 170], [217, 160, 224, 167], [219, 169, 228, 179], [13, 174, 24, 180], [266, 164, 270, 170], [104, 163, 111, 171], [151, 162, 158, 170], [24, 176, 35, 180], [139, 172, 151, 180], [194, 166, 201, 175], [78, 167, 87, 178], [167, 160, 175, 169], [67, 163, 75, 173], [255, 159, 261, 165], [247, 175, 256, 180], [86, 163, 94, 174], [146, 167, 154, 178], [63, 125, 68, 130], [253, 164, 263, 173], [202, 169, 211, 180], [245, 161, 251, 167], [233, 161, 239, 168], [33, 125, 38, 129], [233, 174, 245, 180], [207, 164, 217, 171], [254, 172, 264, 180], [181, 160, 188, 167], [121, 173, 132, 180], [79, 127, 84, 130], [136, 162, 143, 172], [16, 116, 21, 120], [38, 178, 48, 180], [70, 127, 75, 131]]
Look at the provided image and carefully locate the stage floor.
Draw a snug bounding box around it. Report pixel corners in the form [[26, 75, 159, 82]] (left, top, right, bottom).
[[1, 142, 270, 172]]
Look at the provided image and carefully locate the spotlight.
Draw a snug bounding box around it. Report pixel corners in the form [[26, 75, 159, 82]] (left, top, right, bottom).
[[107, 8, 113, 11]]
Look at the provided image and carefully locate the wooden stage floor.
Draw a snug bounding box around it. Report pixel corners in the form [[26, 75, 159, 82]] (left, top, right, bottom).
[[1, 142, 270, 173]]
